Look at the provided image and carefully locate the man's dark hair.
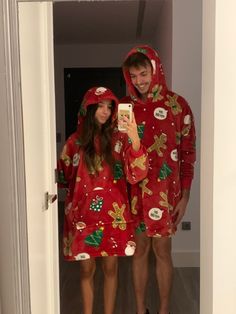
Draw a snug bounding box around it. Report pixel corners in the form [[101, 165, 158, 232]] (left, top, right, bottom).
[[123, 52, 152, 70]]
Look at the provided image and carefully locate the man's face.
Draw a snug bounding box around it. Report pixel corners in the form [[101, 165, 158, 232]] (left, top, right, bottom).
[[129, 63, 152, 98]]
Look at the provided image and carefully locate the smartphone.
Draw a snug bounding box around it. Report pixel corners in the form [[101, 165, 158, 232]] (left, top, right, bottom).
[[118, 103, 132, 131]]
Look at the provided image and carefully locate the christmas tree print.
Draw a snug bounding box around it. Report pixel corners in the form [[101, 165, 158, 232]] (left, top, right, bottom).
[[136, 221, 146, 234], [85, 227, 104, 247], [75, 138, 82, 145], [137, 124, 145, 139], [89, 196, 104, 212], [158, 162, 172, 180], [128, 124, 145, 144], [113, 162, 123, 180], [57, 169, 67, 185], [137, 47, 147, 54]]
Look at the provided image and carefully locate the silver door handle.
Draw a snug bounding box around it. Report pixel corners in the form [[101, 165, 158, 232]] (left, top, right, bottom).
[[45, 192, 57, 210]]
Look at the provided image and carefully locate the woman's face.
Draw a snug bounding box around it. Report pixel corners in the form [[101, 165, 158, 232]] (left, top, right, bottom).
[[95, 99, 112, 125]]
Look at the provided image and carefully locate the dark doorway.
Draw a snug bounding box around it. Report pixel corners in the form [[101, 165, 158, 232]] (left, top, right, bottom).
[[64, 67, 126, 139]]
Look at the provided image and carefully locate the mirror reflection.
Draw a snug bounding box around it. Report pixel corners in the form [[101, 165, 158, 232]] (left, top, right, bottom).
[[53, 1, 200, 314]]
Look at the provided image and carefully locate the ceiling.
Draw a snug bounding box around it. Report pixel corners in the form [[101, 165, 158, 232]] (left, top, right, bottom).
[[53, 0, 164, 45]]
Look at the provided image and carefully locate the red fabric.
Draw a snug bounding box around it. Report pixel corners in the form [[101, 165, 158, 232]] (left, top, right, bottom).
[[76, 86, 119, 134], [58, 87, 148, 260], [122, 45, 196, 237]]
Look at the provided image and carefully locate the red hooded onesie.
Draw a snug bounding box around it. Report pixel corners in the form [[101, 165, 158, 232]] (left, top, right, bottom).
[[122, 46, 196, 237], [57, 87, 148, 260]]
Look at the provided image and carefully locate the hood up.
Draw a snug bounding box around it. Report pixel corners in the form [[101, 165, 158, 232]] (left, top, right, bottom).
[[122, 45, 168, 104], [77, 86, 119, 131]]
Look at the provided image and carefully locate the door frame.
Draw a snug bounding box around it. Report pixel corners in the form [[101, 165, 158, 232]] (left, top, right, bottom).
[[2, 0, 31, 313], [2, 0, 58, 313]]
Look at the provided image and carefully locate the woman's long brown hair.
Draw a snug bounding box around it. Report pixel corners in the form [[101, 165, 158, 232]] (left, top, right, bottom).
[[79, 103, 116, 174]]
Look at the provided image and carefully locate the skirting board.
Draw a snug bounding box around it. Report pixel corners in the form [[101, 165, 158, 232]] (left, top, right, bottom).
[[172, 250, 200, 267]]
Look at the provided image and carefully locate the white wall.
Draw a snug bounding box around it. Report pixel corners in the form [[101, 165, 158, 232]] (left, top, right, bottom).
[[0, 0, 31, 312], [18, 3, 59, 313], [201, 0, 236, 312], [171, 0, 202, 266], [154, 0, 173, 88]]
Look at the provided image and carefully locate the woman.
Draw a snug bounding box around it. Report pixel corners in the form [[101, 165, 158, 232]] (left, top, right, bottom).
[[58, 86, 148, 314]]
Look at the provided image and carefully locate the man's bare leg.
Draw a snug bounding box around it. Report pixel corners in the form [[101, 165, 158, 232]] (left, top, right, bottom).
[[102, 256, 118, 314], [80, 258, 96, 314], [132, 232, 151, 314], [153, 237, 173, 314]]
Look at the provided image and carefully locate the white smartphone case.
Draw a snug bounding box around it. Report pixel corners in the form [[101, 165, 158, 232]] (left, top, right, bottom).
[[118, 103, 132, 131]]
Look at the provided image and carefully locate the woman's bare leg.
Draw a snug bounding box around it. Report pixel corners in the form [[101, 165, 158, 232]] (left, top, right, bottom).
[[80, 258, 96, 314], [102, 256, 118, 314]]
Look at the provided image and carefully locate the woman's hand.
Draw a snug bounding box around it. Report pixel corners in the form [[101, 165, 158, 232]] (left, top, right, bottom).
[[118, 113, 140, 151]]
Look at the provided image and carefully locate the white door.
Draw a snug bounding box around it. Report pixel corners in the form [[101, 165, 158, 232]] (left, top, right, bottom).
[[18, 2, 59, 314]]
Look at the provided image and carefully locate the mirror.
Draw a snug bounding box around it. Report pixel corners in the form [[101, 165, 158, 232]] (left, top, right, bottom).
[[14, 0, 201, 313], [53, 1, 201, 314]]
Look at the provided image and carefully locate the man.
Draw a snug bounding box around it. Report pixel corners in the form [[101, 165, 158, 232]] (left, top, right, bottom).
[[121, 45, 196, 314]]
